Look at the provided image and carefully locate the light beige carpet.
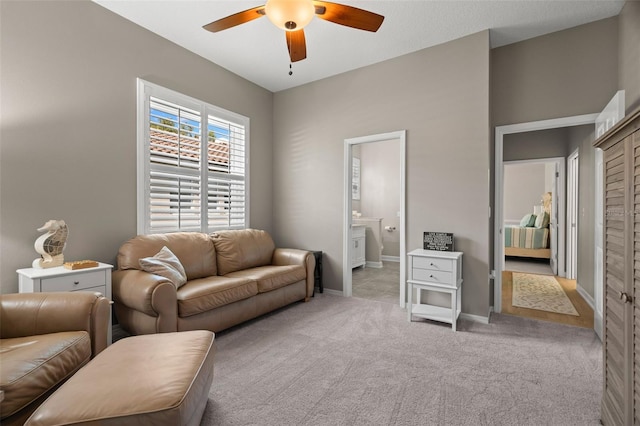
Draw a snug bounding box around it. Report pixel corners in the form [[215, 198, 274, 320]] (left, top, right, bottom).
[[201, 293, 602, 425], [512, 272, 579, 316]]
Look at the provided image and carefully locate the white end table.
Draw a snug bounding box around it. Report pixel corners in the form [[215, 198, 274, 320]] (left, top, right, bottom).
[[17, 263, 113, 344], [407, 249, 463, 331]]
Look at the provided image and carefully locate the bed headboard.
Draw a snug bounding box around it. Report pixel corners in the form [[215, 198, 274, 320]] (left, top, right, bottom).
[[542, 192, 552, 215]]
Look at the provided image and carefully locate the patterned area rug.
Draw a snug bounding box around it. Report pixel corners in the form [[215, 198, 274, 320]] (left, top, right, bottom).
[[512, 273, 579, 316]]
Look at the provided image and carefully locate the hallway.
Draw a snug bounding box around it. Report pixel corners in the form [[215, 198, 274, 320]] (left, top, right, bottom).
[[501, 270, 594, 328]]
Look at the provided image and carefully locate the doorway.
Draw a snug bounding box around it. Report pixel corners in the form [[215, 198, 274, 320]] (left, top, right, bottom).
[[494, 114, 599, 313], [503, 158, 561, 276], [343, 131, 406, 307]]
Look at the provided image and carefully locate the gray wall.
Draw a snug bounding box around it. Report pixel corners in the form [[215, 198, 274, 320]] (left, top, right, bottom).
[[567, 125, 597, 297], [273, 32, 491, 317], [619, 1, 640, 112], [503, 163, 546, 221], [0, 0, 274, 293], [359, 140, 400, 258], [492, 17, 619, 127], [503, 128, 570, 161]]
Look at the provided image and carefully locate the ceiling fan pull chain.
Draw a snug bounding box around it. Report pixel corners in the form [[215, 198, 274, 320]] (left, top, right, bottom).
[[289, 63, 293, 76]]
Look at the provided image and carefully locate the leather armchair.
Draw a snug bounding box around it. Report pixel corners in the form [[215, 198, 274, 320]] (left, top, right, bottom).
[[0, 292, 110, 426]]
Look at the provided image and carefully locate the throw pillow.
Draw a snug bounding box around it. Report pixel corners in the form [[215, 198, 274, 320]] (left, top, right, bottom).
[[535, 212, 550, 228], [139, 246, 187, 288], [519, 213, 536, 227]]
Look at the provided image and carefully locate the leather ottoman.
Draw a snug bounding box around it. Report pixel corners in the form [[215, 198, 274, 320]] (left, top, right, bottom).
[[25, 330, 215, 426]]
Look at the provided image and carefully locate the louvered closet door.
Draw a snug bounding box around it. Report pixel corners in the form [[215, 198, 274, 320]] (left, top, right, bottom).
[[602, 139, 629, 426], [633, 132, 640, 425]]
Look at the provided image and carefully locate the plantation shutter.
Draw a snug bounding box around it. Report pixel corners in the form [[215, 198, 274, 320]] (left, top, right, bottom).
[[138, 80, 248, 234], [206, 115, 246, 230], [147, 97, 203, 233]]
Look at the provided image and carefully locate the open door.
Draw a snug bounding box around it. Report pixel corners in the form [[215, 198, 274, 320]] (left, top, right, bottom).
[[549, 162, 559, 276], [593, 90, 625, 340], [566, 150, 579, 280]]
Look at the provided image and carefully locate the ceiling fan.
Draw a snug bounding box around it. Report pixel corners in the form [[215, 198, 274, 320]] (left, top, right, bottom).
[[203, 0, 384, 63]]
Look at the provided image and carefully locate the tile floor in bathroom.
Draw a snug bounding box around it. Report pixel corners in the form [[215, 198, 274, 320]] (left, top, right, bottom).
[[352, 260, 400, 304]]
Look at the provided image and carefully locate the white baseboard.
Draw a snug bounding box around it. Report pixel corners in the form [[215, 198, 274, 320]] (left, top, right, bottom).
[[576, 282, 594, 310], [366, 261, 383, 269], [321, 288, 343, 296], [594, 313, 603, 341], [460, 312, 490, 324], [381, 255, 400, 263]]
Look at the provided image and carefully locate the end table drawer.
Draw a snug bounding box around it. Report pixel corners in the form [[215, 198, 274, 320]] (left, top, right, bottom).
[[41, 270, 106, 292], [72, 285, 107, 297], [413, 257, 453, 272], [412, 269, 453, 286]]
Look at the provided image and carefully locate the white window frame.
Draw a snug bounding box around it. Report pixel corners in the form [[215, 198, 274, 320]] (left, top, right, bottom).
[[136, 79, 250, 234]]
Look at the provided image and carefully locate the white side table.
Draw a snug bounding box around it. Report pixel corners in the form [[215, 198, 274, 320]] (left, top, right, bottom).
[[17, 263, 113, 344], [407, 249, 463, 331]]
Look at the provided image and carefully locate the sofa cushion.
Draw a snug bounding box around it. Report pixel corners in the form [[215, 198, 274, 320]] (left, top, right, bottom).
[[177, 276, 258, 317], [0, 331, 91, 418], [139, 246, 188, 289], [226, 265, 306, 293], [118, 232, 216, 280], [211, 229, 275, 275]]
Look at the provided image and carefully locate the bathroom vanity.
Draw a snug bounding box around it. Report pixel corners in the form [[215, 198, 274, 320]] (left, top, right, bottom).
[[352, 217, 383, 268], [351, 224, 366, 268]]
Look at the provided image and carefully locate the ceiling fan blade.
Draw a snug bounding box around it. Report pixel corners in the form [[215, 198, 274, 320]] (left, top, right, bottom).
[[313, 1, 384, 32], [286, 29, 307, 62], [203, 5, 266, 33]]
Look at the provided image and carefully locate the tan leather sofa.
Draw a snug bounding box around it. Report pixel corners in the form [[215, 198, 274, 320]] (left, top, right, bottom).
[[113, 229, 315, 335], [0, 292, 110, 426]]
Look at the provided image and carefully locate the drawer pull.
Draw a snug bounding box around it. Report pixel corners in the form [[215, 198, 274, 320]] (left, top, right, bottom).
[[429, 274, 435, 278], [74, 281, 80, 285]]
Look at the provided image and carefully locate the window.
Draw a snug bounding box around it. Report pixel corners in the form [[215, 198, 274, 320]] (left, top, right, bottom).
[[137, 79, 249, 234]]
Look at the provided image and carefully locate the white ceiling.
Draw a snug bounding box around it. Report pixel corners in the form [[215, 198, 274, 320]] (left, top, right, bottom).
[[93, 0, 624, 92]]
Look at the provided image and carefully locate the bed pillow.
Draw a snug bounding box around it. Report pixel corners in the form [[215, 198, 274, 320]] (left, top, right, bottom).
[[520, 213, 536, 227], [139, 246, 187, 288], [535, 212, 550, 228]]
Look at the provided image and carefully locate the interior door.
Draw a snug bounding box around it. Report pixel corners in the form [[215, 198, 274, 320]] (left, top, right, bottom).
[[566, 151, 579, 280], [594, 90, 625, 340], [550, 162, 559, 275]]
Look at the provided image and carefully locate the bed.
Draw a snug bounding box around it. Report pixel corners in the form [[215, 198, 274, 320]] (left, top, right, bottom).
[[504, 225, 550, 258], [504, 192, 552, 259]]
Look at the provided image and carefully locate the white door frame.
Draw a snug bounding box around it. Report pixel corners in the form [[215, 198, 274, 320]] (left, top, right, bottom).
[[494, 114, 598, 313], [566, 149, 579, 280], [343, 130, 407, 307]]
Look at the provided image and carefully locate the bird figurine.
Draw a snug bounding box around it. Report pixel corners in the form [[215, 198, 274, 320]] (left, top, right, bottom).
[[33, 219, 68, 268]]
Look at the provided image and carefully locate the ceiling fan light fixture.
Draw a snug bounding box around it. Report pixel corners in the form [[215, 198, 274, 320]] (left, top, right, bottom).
[[265, 0, 315, 31]]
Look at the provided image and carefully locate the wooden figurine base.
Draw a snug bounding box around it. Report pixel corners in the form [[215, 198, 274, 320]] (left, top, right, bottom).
[[64, 260, 99, 270]]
